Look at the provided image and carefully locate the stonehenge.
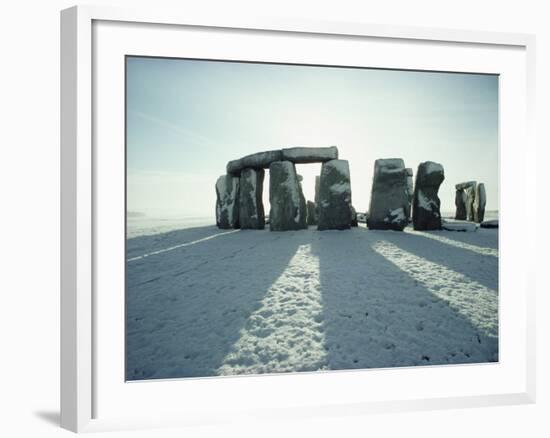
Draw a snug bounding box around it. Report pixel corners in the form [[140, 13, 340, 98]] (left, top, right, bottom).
[[227, 150, 282, 175], [455, 181, 487, 223], [227, 146, 338, 175], [238, 168, 265, 229], [412, 161, 445, 231], [318, 159, 352, 230], [473, 183, 486, 223], [367, 159, 411, 231], [217, 146, 350, 232], [269, 161, 307, 231], [455, 181, 476, 221], [215, 174, 240, 229], [281, 146, 338, 164], [216, 147, 489, 232]]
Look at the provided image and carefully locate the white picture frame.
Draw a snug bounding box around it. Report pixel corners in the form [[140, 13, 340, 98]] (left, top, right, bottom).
[[60, 4, 536, 433]]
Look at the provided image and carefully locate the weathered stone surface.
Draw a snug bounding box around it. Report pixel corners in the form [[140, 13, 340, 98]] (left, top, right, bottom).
[[227, 150, 282, 175], [314, 175, 320, 218], [215, 174, 240, 229], [314, 176, 320, 204], [412, 161, 445, 230], [350, 205, 358, 227], [281, 146, 338, 163], [455, 181, 476, 220], [367, 158, 410, 231], [238, 168, 265, 229], [318, 159, 352, 230], [306, 201, 317, 225], [473, 183, 486, 223], [464, 184, 477, 221], [269, 161, 307, 231], [227, 147, 339, 175]]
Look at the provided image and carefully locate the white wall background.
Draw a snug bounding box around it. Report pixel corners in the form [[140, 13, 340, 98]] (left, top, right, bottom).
[[0, 1, 547, 437]]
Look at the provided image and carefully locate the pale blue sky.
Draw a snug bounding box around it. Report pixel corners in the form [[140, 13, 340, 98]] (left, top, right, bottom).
[[126, 56, 498, 217]]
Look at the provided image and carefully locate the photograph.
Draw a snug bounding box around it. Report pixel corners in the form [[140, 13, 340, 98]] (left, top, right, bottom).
[[125, 56, 499, 381]]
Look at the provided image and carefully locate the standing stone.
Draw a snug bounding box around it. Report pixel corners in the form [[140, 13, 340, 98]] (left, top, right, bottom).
[[464, 184, 477, 221], [455, 181, 476, 220], [473, 183, 486, 223], [269, 161, 307, 231], [318, 159, 352, 230], [215, 174, 240, 229], [314, 175, 320, 218], [238, 168, 265, 229], [367, 158, 410, 231], [350, 205, 358, 227], [306, 201, 317, 226], [406, 168, 414, 203], [412, 161, 445, 230]]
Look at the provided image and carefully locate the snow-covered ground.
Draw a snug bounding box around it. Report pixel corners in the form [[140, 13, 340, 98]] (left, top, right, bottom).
[[127, 215, 213, 238], [126, 223, 498, 380]]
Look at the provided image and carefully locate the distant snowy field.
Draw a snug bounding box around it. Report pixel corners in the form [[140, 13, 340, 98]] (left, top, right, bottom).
[[126, 220, 498, 380], [127, 215, 214, 238]]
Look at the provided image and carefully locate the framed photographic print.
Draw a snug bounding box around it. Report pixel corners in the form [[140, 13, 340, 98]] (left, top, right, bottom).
[[61, 5, 536, 433]]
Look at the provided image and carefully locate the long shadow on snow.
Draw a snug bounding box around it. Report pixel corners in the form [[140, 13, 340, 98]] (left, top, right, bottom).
[[378, 230, 498, 292], [126, 228, 309, 380], [310, 229, 498, 372]]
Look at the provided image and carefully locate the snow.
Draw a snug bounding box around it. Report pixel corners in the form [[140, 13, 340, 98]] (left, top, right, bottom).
[[279, 163, 302, 223], [329, 181, 351, 194], [424, 162, 444, 174], [417, 190, 436, 211], [126, 224, 499, 380], [384, 207, 406, 223], [245, 170, 257, 212], [325, 159, 349, 176], [375, 158, 405, 170]]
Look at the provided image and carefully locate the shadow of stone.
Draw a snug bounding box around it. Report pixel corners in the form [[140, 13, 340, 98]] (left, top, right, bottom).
[[310, 229, 498, 371], [34, 411, 59, 427], [126, 228, 307, 380], [380, 231, 498, 291]]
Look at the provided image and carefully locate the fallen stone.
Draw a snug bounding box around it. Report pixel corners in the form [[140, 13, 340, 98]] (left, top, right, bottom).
[[215, 174, 240, 229], [474, 183, 486, 223], [306, 200, 317, 225], [238, 168, 265, 229], [227, 150, 282, 175], [412, 161, 445, 230], [269, 161, 307, 231], [318, 159, 352, 230], [442, 219, 478, 232], [480, 219, 498, 229], [367, 158, 410, 231], [281, 146, 338, 163]]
